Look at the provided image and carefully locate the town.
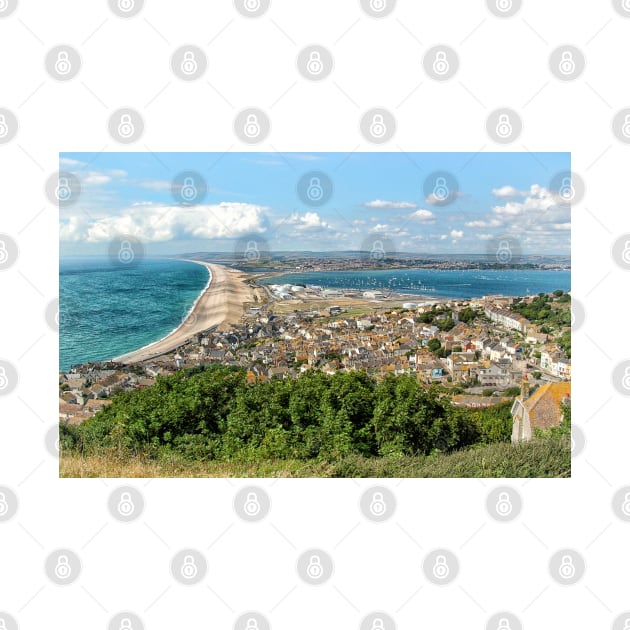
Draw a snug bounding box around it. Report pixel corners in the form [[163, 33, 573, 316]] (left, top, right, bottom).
[[59, 286, 571, 440]]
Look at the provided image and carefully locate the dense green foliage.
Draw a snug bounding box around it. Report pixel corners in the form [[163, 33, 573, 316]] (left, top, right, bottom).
[[415, 306, 455, 331], [510, 293, 571, 329], [61, 366, 516, 462]]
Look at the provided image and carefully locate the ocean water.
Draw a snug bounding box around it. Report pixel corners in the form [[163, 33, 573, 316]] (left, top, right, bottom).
[[261, 268, 571, 300], [59, 258, 210, 370]]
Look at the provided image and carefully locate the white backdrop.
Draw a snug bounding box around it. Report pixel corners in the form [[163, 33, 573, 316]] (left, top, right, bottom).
[[1, 0, 629, 628]]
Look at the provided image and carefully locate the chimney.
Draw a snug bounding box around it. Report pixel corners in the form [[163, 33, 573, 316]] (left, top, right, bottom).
[[521, 373, 530, 400]]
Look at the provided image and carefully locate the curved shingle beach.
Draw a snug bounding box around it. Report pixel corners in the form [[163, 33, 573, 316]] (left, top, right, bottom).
[[113, 261, 254, 364]]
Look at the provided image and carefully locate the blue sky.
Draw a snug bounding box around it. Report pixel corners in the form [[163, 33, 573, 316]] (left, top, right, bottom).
[[59, 151, 570, 256]]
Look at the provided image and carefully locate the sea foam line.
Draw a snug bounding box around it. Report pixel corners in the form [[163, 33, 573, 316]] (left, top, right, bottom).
[[111, 260, 212, 360]]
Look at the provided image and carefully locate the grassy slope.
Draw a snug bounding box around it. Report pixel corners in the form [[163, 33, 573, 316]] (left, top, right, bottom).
[[60, 438, 570, 478]]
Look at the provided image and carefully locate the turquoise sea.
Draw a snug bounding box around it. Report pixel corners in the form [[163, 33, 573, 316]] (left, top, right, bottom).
[[59, 258, 209, 371]]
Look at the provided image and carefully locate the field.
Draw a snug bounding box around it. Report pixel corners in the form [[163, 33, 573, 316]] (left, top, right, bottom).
[[60, 438, 570, 478]]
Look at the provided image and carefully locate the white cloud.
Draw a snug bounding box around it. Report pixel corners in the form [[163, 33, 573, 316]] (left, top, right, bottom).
[[450, 229, 464, 239], [492, 185, 527, 198], [60, 202, 268, 243], [83, 173, 112, 185], [465, 219, 501, 228], [409, 209, 435, 222], [282, 211, 331, 231], [364, 199, 416, 209], [425, 191, 463, 205], [60, 157, 86, 167]]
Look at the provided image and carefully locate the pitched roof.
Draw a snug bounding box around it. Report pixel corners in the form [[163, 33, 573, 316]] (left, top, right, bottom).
[[521, 382, 571, 430]]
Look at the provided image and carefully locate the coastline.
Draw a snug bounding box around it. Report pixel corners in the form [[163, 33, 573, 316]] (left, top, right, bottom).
[[113, 261, 255, 364]]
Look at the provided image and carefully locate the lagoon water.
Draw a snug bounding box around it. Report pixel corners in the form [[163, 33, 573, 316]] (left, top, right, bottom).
[[261, 268, 571, 299], [59, 257, 209, 370]]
